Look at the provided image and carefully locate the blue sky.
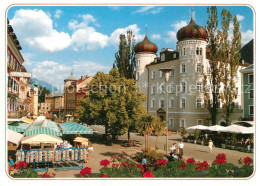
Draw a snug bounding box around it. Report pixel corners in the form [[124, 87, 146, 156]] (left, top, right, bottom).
[[7, 6, 254, 89]]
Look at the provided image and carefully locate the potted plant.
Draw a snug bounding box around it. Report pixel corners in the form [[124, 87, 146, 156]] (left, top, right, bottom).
[[221, 138, 226, 149], [194, 129, 200, 144], [201, 137, 205, 145]]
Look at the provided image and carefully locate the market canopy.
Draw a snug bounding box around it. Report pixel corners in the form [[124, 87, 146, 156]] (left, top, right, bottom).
[[60, 121, 94, 134], [21, 134, 63, 144], [24, 119, 62, 136], [242, 127, 254, 134], [186, 125, 209, 131], [8, 129, 24, 145], [8, 121, 30, 133], [208, 125, 226, 132], [232, 121, 254, 127], [221, 125, 250, 134]]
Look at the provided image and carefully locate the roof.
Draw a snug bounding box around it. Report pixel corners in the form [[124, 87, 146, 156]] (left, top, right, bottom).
[[65, 72, 76, 81], [134, 35, 158, 54], [8, 121, 30, 132], [8, 129, 24, 145], [240, 64, 253, 73], [21, 134, 63, 144], [240, 39, 253, 64], [60, 121, 94, 134], [24, 119, 62, 136]]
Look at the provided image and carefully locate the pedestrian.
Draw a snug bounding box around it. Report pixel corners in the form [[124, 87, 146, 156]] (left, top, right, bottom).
[[8, 156, 15, 175], [178, 140, 184, 159], [208, 139, 214, 153], [170, 142, 177, 155], [142, 155, 148, 171]]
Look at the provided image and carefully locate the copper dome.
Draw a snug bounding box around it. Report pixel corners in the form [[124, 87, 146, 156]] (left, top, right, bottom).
[[177, 18, 208, 42], [134, 35, 158, 54]]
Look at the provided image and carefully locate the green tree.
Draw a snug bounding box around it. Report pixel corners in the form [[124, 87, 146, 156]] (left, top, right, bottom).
[[203, 6, 222, 126], [78, 68, 146, 142], [38, 86, 50, 103], [114, 31, 136, 79], [219, 10, 241, 125], [153, 117, 165, 150]]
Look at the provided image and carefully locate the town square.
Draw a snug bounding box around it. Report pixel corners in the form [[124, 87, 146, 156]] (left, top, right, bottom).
[[6, 5, 255, 179]]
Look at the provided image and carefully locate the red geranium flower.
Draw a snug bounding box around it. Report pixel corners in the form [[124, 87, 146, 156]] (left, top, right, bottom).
[[243, 157, 253, 165], [80, 167, 91, 177], [41, 172, 52, 178], [197, 161, 209, 171], [101, 174, 109, 178], [120, 161, 128, 167], [128, 163, 133, 167], [112, 163, 119, 168], [156, 159, 168, 166], [15, 161, 28, 170], [214, 153, 226, 164], [137, 164, 144, 172], [180, 162, 187, 169], [143, 170, 154, 178], [186, 158, 196, 164], [110, 156, 117, 160], [100, 159, 111, 166]]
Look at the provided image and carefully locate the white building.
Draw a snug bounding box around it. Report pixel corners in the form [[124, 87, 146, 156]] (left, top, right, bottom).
[[135, 18, 244, 131]]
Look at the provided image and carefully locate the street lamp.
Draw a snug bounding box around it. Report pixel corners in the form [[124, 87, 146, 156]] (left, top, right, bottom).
[[159, 68, 172, 155]]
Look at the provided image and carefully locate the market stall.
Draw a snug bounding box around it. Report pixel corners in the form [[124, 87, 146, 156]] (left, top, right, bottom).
[[60, 121, 94, 135]]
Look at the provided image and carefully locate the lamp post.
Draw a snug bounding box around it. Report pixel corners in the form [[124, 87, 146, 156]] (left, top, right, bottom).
[[160, 68, 172, 155]]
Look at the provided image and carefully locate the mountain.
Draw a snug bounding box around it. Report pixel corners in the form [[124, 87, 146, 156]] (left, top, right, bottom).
[[30, 78, 57, 93]]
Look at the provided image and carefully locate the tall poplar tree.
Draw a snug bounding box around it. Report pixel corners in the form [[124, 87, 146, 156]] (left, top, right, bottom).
[[219, 10, 241, 125], [114, 31, 136, 79], [203, 6, 222, 125]]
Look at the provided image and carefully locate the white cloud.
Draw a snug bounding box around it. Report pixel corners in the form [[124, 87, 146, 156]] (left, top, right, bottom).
[[71, 27, 109, 51], [165, 31, 177, 44], [108, 6, 120, 10], [31, 60, 111, 88], [68, 14, 96, 30], [236, 14, 245, 21], [54, 9, 62, 19], [133, 6, 162, 15], [151, 34, 161, 40], [241, 30, 254, 45], [10, 9, 71, 52], [171, 20, 188, 31], [109, 24, 144, 46]]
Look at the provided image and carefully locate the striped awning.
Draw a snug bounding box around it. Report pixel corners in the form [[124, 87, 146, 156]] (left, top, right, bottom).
[[24, 127, 62, 136], [8, 121, 30, 133], [60, 121, 93, 135]]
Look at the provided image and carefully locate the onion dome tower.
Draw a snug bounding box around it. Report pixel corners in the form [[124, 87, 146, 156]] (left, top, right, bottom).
[[134, 25, 158, 100]]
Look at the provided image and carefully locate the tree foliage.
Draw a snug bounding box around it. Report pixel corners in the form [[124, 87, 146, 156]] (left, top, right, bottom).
[[114, 31, 136, 79], [38, 86, 50, 103], [78, 68, 146, 142]]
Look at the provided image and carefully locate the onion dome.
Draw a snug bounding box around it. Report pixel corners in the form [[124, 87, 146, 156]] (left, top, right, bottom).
[[134, 35, 158, 54], [176, 18, 208, 42], [65, 71, 76, 81]]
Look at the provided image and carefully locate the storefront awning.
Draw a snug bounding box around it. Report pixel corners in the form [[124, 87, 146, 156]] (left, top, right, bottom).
[[21, 134, 63, 144], [60, 121, 93, 135], [8, 129, 24, 145], [8, 121, 30, 132]]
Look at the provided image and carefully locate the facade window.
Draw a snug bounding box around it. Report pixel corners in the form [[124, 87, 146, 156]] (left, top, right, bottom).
[[249, 89, 253, 99], [169, 99, 174, 108], [196, 98, 202, 108], [161, 53, 165, 61], [151, 99, 155, 108], [180, 49, 183, 56], [160, 84, 165, 94], [183, 48, 186, 56], [180, 119, 186, 127], [196, 82, 203, 92], [137, 60, 140, 66], [160, 100, 165, 108], [196, 63, 202, 73], [151, 85, 156, 94], [181, 82, 186, 93], [249, 105, 254, 115], [196, 47, 202, 55], [170, 70, 175, 76], [152, 71, 156, 79], [136, 72, 139, 80], [169, 118, 174, 126], [169, 84, 174, 93], [248, 74, 253, 83], [200, 48, 202, 55], [181, 63, 186, 73], [180, 98, 186, 108], [197, 119, 203, 125], [160, 71, 165, 78]]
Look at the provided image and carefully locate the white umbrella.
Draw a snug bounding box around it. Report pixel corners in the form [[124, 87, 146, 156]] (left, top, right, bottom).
[[242, 127, 254, 134], [208, 125, 226, 132], [65, 114, 72, 117], [21, 134, 63, 144], [186, 125, 209, 131], [221, 125, 249, 133]]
